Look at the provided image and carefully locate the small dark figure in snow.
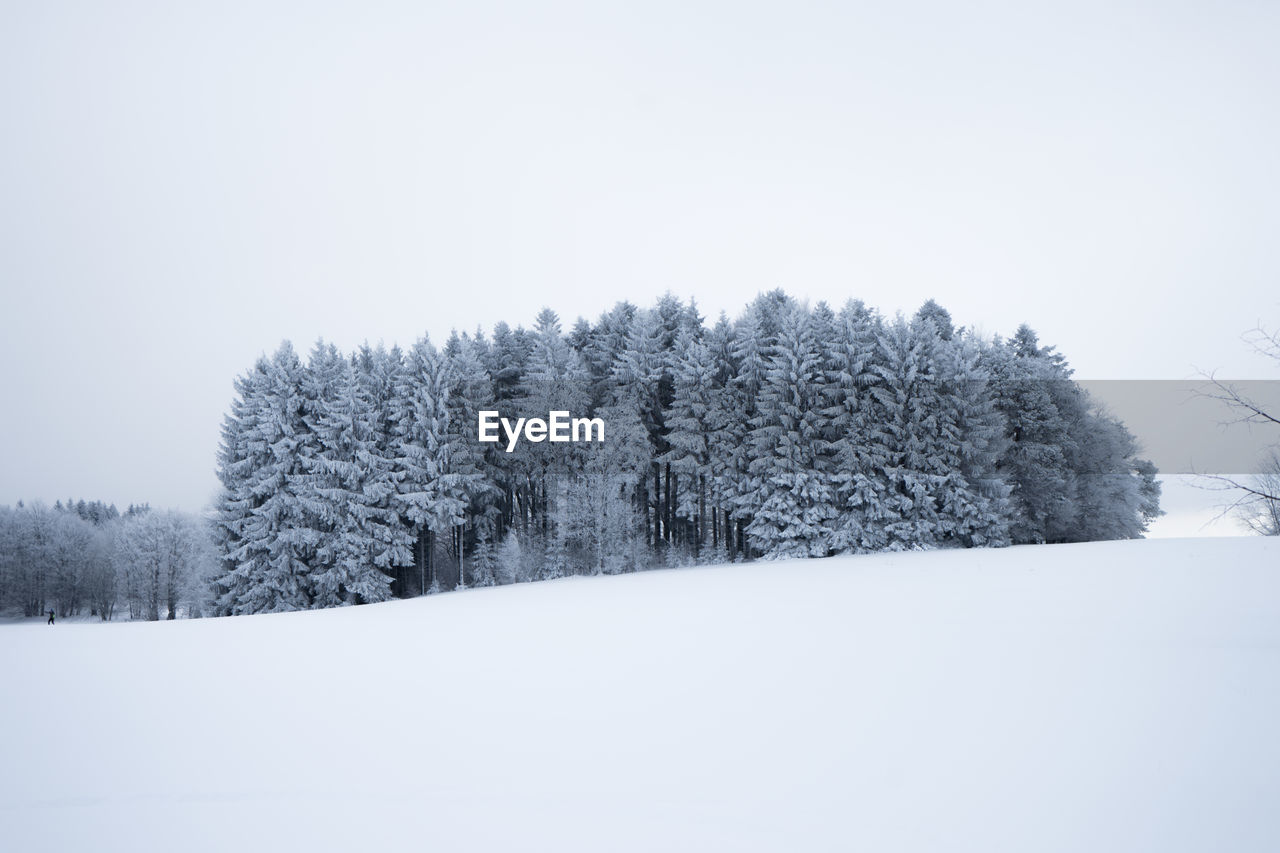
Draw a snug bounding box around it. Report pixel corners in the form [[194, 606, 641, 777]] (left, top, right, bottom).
[[47, 610, 55, 625]]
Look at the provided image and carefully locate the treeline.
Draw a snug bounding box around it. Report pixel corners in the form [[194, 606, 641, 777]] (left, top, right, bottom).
[[0, 500, 215, 620], [212, 291, 1161, 615]]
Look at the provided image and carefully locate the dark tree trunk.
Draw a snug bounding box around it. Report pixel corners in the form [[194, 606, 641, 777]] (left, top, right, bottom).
[[652, 465, 662, 546], [663, 464, 673, 545]]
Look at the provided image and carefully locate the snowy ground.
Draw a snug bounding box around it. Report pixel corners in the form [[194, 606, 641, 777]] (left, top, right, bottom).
[[3, 538, 1278, 852]]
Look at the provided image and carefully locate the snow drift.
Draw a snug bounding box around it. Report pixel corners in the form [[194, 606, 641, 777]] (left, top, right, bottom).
[[2, 537, 1278, 852]]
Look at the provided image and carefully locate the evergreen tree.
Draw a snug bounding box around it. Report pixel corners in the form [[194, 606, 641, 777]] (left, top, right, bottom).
[[213, 343, 317, 614], [745, 305, 838, 558], [661, 331, 717, 553], [518, 309, 591, 578], [394, 337, 477, 593], [932, 331, 1011, 547], [826, 300, 885, 552], [983, 327, 1078, 543], [866, 316, 947, 549], [306, 349, 402, 606], [446, 330, 501, 569]]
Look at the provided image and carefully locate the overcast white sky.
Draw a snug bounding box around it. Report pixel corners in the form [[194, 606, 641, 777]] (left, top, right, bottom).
[[1, 1, 1277, 522]]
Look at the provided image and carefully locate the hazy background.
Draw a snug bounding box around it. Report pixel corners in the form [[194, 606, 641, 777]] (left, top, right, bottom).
[[1, 1, 1277, 534]]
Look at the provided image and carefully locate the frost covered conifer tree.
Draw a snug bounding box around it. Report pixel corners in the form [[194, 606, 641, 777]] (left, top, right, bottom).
[[931, 330, 1011, 547], [494, 529, 523, 585], [213, 343, 316, 614], [825, 300, 887, 552], [348, 343, 412, 591], [987, 325, 1159, 543], [982, 326, 1079, 543], [294, 341, 348, 604], [609, 307, 670, 548], [469, 524, 497, 587], [394, 337, 476, 593], [305, 348, 402, 606], [864, 310, 1011, 550], [576, 302, 632, 404], [482, 321, 531, 544], [1070, 413, 1162, 540], [518, 309, 591, 577], [865, 316, 947, 549], [718, 305, 774, 556], [699, 313, 740, 557], [212, 357, 266, 613], [745, 305, 838, 558], [446, 330, 500, 568], [661, 331, 717, 554]]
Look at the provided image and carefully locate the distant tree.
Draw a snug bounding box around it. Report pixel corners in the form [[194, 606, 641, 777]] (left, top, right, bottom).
[[494, 529, 524, 585], [469, 524, 498, 587], [116, 510, 213, 620], [567, 399, 651, 574]]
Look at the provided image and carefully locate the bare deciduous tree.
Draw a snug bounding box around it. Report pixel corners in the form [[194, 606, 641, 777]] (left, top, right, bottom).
[[1198, 324, 1280, 534]]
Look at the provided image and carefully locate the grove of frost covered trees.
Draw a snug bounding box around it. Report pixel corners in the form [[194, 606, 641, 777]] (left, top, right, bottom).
[[212, 292, 1162, 615], [0, 500, 215, 620]]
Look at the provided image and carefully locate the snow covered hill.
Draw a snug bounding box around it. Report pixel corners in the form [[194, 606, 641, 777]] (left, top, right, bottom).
[[3, 538, 1279, 852]]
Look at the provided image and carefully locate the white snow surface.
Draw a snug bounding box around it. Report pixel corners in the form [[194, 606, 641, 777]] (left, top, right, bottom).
[[3, 537, 1279, 852]]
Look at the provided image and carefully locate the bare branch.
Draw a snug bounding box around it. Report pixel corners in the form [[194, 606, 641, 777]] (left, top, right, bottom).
[[1192, 370, 1280, 429], [1242, 324, 1280, 362]]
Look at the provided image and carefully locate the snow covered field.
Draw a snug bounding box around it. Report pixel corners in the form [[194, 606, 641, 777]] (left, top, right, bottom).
[[3, 537, 1278, 852]]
